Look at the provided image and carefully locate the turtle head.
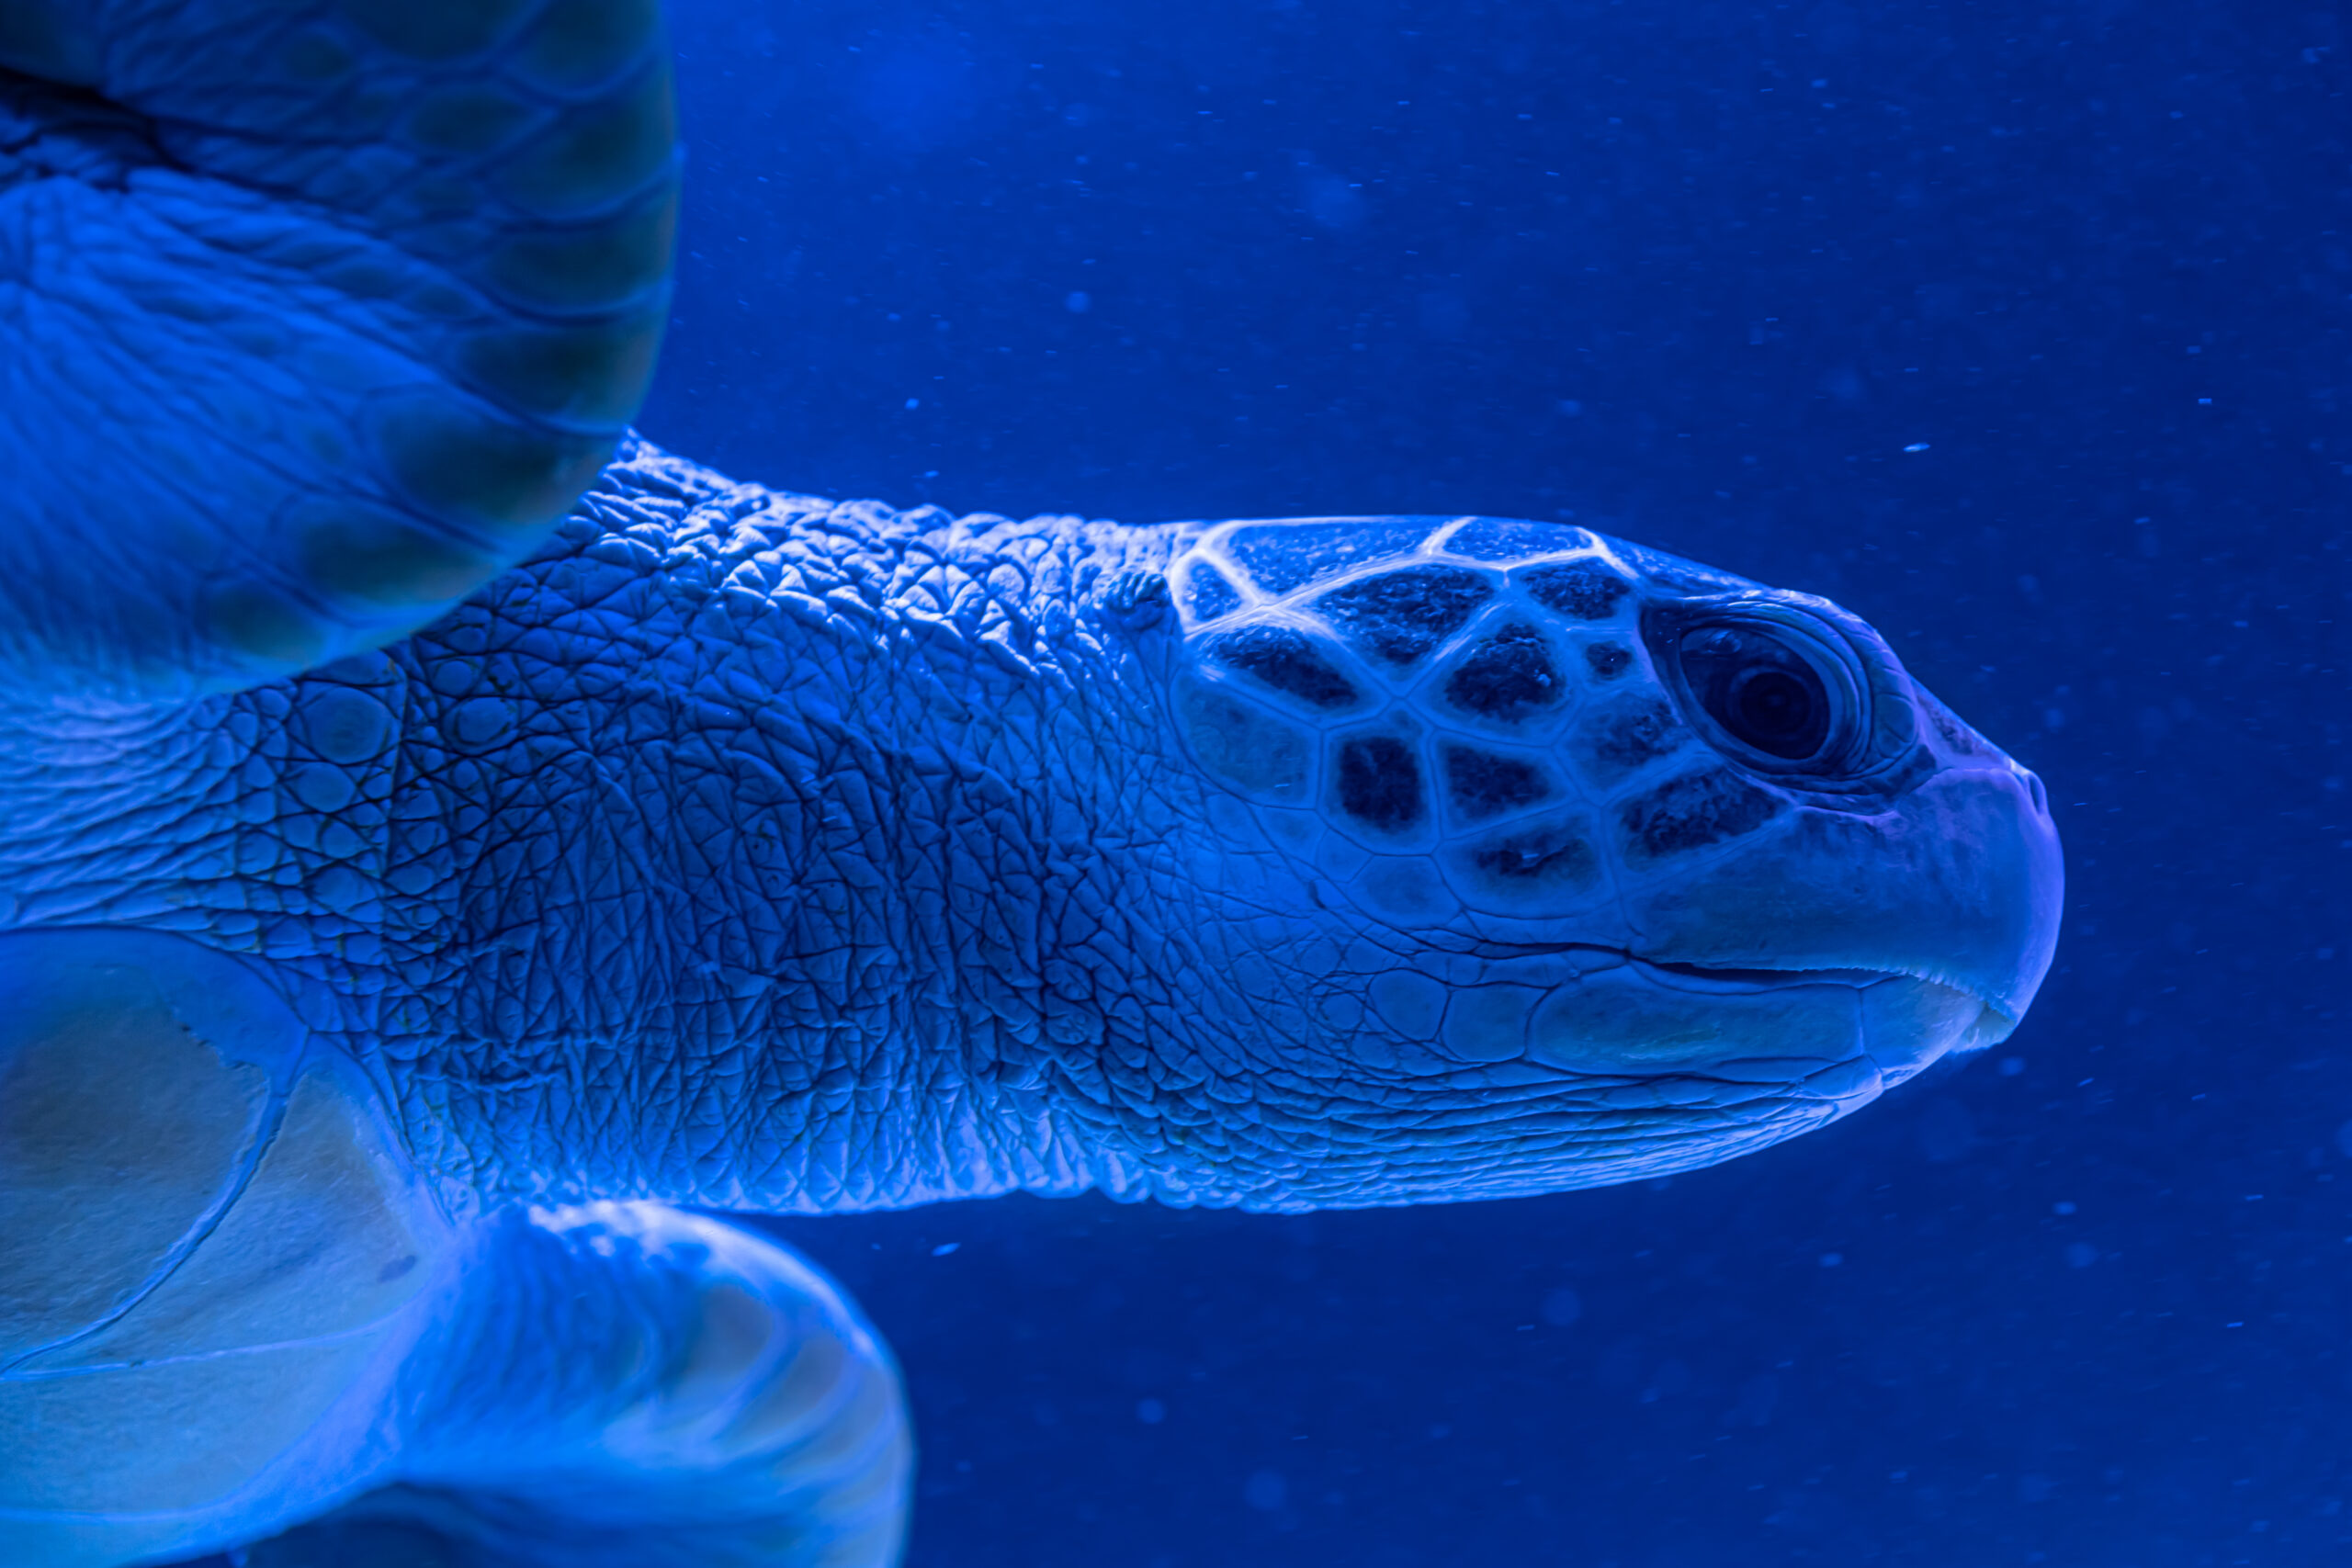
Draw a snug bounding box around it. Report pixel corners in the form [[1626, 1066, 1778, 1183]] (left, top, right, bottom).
[[1110, 515, 2061, 1209]]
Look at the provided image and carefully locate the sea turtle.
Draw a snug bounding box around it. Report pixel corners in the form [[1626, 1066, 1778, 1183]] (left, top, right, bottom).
[[0, 3, 2062, 1564]]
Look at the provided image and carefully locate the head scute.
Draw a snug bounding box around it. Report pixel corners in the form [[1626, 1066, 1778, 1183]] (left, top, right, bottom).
[[1170, 516, 1680, 910]]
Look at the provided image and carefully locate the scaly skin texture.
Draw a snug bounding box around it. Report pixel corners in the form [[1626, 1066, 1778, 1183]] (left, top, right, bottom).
[[1, 443, 1185, 1216], [0, 442, 2057, 1223], [0, 3, 2062, 1564]]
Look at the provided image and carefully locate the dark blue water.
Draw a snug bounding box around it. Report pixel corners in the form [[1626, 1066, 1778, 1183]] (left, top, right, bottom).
[[154, 4, 2336, 1566], [629, 2, 2350, 1563]]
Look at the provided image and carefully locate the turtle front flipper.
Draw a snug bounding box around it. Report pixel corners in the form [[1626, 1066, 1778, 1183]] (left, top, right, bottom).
[[0, 0, 679, 698], [240, 1205, 912, 1568], [0, 926, 907, 1568]]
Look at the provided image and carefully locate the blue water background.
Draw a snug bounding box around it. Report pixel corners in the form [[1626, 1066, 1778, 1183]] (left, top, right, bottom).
[[220, 2, 2352, 1563]]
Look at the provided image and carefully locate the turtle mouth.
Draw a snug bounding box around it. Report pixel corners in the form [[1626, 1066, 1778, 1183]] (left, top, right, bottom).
[[1630, 952, 2023, 1059], [1498, 942, 2020, 1057], [1636, 956, 1902, 992], [1504, 941, 1911, 992], [1521, 942, 1999, 1011]]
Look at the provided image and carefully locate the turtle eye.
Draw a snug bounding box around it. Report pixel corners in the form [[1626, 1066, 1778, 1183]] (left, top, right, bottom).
[[1646, 597, 1915, 791], [1674, 621, 1841, 766]]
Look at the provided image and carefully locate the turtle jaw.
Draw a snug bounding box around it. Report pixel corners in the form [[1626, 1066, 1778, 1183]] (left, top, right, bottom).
[[1506, 949, 2001, 1098], [1605, 758, 2064, 1042], [1628, 954, 2022, 1085]]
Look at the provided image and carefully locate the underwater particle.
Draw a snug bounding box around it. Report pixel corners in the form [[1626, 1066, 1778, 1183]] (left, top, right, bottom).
[[1539, 1286, 1582, 1327], [1136, 1398, 1166, 1425], [1819, 1252, 1843, 1268], [2064, 1243, 2098, 1269], [1065, 290, 1091, 313], [1244, 1469, 1288, 1511]]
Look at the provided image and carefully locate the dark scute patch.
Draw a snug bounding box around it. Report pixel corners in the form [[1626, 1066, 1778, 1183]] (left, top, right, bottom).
[[486, 181, 680, 314], [1585, 641, 1633, 680], [1462, 820, 1600, 890], [337, 0, 535, 61], [1442, 622, 1560, 722], [1313, 566, 1493, 666], [1442, 746, 1550, 823], [377, 395, 615, 536], [1338, 736, 1426, 833], [1521, 558, 1632, 620], [1619, 770, 1783, 861], [405, 84, 544, 156], [1443, 518, 1597, 562], [1577, 697, 1684, 781], [1182, 561, 1243, 624], [207, 585, 325, 670], [456, 300, 667, 428], [492, 65, 679, 222], [519, 0, 662, 94], [1207, 626, 1359, 710], [1227, 520, 1435, 595], [300, 515, 492, 608]]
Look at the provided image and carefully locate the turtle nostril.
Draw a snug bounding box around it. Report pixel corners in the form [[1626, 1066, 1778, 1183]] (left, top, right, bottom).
[[2022, 769, 2050, 818]]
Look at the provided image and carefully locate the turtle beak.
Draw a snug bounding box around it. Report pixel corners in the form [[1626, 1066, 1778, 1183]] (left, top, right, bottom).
[[1620, 757, 2064, 1059]]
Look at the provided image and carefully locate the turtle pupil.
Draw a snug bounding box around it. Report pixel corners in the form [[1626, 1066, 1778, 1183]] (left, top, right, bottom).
[[1732, 670, 1810, 739], [1677, 624, 1834, 762]]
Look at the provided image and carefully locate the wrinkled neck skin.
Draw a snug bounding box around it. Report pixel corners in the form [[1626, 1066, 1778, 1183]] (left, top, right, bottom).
[[0, 442, 1284, 1216]]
